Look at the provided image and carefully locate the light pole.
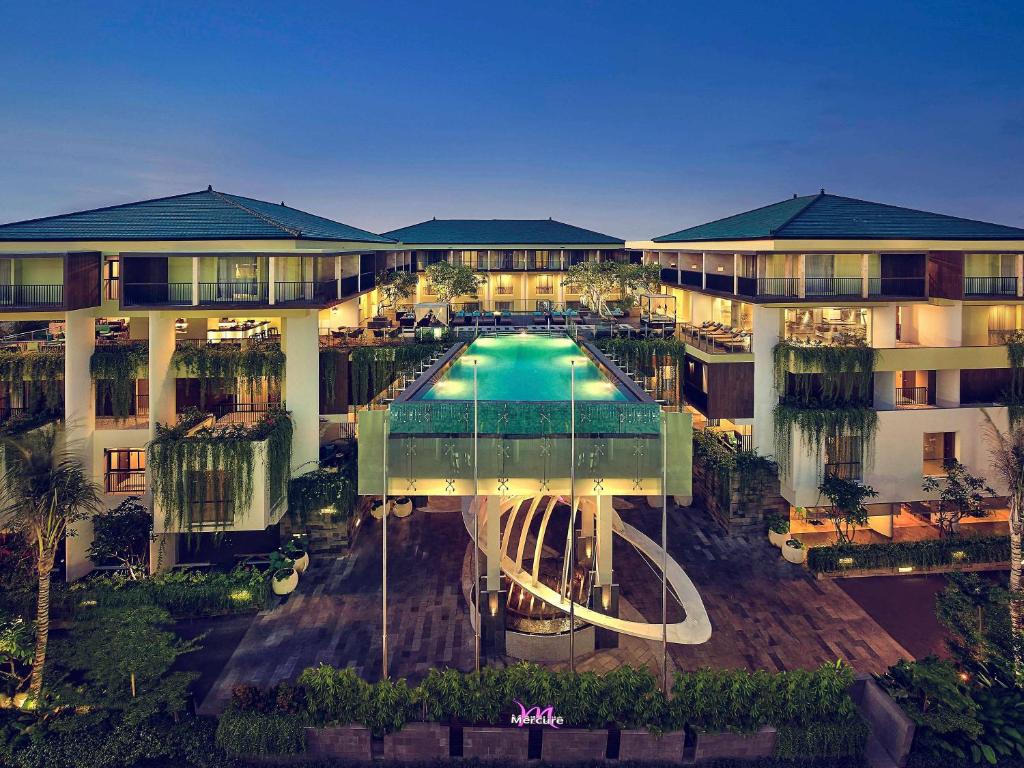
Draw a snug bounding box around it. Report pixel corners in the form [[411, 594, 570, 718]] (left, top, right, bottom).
[[381, 410, 389, 679], [661, 413, 669, 694], [473, 359, 481, 673], [568, 358, 576, 672]]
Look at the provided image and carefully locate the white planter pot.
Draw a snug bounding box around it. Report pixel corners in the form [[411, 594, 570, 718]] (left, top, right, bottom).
[[292, 551, 310, 574], [782, 540, 807, 564], [768, 529, 790, 548], [393, 498, 413, 518], [647, 495, 663, 508], [370, 501, 389, 520], [272, 569, 299, 595]]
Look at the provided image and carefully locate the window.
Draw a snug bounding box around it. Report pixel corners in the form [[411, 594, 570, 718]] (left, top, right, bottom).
[[496, 277, 513, 295], [825, 436, 863, 480], [105, 449, 146, 494], [923, 432, 956, 476], [535, 277, 553, 295], [186, 471, 234, 525], [104, 257, 120, 301]]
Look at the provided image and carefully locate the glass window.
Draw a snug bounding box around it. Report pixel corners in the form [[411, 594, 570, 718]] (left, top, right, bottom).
[[105, 449, 146, 494], [923, 432, 956, 476], [825, 436, 862, 480]]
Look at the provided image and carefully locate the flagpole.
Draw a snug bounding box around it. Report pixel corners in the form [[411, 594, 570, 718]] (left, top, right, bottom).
[[473, 359, 481, 673], [382, 409, 389, 679], [569, 359, 576, 672]]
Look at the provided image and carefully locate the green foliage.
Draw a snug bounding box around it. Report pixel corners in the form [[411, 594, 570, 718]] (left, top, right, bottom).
[[364, 677, 415, 737], [288, 450, 357, 523], [319, 346, 346, 404], [808, 536, 1011, 574], [1003, 330, 1024, 425], [215, 708, 307, 756], [561, 261, 620, 316], [349, 342, 447, 405], [694, 428, 777, 491], [375, 269, 418, 316], [817, 475, 878, 545], [0, 349, 64, 413], [767, 516, 790, 535], [50, 604, 199, 725], [148, 408, 293, 530], [423, 260, 485, 304], [772, 341, 879, 477], [0, 611, 32, 696], [90, 342, 147, 420], [937, 572, 1022, 681], [298, 664, 370, 725], [172, 340, 285, 406], [65, 566, 267, 618], [87, 497, 152, 578], [775, 717, 870, 759], [922, 459, 998, 536]]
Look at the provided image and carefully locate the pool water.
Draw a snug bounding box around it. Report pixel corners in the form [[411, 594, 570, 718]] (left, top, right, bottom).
[[420, 334, 629, 402]]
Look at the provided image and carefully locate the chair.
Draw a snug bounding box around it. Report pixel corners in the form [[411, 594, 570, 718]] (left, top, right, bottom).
[[372, 329, 385, 339]]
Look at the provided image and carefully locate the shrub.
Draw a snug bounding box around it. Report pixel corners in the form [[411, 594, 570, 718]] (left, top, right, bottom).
[[215, 708, 306, 757], [298, 664, 370, 725], [364, 677, 415, 737], [808, 536, 1010, 574], [775, 716, 869, 758]]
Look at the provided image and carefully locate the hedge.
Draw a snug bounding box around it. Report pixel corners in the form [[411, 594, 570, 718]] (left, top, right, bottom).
[[216, 662, 865, 758], [62, 567, 268, 619], [808, 536, 1010, 575]]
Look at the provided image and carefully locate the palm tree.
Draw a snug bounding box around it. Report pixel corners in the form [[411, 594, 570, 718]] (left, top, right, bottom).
[[981, 410, 1024, 679], [0, 426, 102, 705]]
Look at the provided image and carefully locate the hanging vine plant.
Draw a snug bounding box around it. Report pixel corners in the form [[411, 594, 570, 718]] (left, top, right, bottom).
[[771, 341, 879, 477], [91, 342, 148, 420], [595, 337, 686, 405], [0, 349, 64, 412], [1003, 330, 1024, 425], [147, 407, 293, 531], [172, 341, 285, 405], [349, 342, 448, 405], [319, 347, 347, 404]]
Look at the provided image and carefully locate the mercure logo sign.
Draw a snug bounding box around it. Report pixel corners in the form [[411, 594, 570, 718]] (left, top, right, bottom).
[[510, 699, 564, 728]]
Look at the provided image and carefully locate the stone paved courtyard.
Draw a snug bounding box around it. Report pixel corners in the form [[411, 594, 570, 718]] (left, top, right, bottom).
[[200, 497, 912, 714]]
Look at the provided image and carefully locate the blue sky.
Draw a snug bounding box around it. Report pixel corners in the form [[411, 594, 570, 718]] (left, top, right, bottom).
[[1, 0, 1023, 239]]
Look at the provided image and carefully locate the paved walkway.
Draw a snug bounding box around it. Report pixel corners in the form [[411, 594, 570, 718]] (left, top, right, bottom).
[[200, 497, 912, 714]]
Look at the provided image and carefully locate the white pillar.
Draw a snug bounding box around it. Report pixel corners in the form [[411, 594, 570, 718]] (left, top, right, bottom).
[[64, 309, 96, 581], [595, 495, 613, 586], [751, 305, 781, 456], [485, 495, 501, 591], [191, 256, 200, 306], [147, 312, 178, 573], [283, 311, 320, 476], [268, 256, 276, 305]]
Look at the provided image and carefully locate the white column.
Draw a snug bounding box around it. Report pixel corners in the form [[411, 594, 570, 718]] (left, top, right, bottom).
[[701, 252, 707, 290], [268, 256, 276, 305], [861, 253, 870, 298], [283, 311, 320, 476], [797, 254, 807, 299], [64, 309, 96, 581], [191, 256, 200, 306], [1017, 253, 1023, 298], [733, 253, 740, 295], [595, 495, 613, 586], [871, 304, 898, 348], [147, 312, 178, 573], [751, 305, 781, 456], [485, 495, 501, 591]]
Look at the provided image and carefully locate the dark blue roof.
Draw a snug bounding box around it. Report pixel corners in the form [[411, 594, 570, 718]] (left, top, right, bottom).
[[653, 193, 1024, 242], [383, 218, 623, 245], [0, 188, 394, 243]]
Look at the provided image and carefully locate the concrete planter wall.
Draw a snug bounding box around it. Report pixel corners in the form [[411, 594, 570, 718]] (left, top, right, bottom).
[[304, 725, 372, 762], [618, 729, 685, 761], [694, 726, 777, 762], [852, 676, 916, 767], [462, 726, 530, 762], [383, 722, 449, 760], [539, 728, 608, 762]]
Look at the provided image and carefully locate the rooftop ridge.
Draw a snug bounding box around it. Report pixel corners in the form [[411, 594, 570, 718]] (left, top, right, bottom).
[[210, 189, 301, 238], [768, 192, 823, 235], [0, 189, 212, 229]]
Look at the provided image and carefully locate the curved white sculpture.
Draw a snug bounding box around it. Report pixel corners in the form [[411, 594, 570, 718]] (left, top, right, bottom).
[[462, 496, 712, 645]]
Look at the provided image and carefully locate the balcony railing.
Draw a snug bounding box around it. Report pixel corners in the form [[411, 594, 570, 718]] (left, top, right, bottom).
[[660, 267, 679, 285], [756, 277, 799, 297], [340, 275, 360, 296], [106, 468, 146, 494], [705, 273, 734, 292], [824, 461, 862, 480], [535, 285, 553, 295], [964, 276, 1018, 296], [0, 284, 64, 308], [104, 278, 120, 301], [495, 286, 514, 295], [805, 276, 863, 297], [123, 282, 192, 307], [210, 401, 279, 425], [274, 280, 338, 304], [895, 386, 930, 407], [198, 281, 269, 304], [680, 271, 702, 288], [869, 276, 926, 298]]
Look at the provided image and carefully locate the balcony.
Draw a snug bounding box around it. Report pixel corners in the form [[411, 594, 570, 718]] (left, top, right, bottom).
[[123, 282, 192, 307], [895, 386, 931, 408], [805, 276, 863, 298], [0, 284, 64, 310], [704, 273, 733, 293], [869, 276, 926, 298], [274, 280, 338, 305], [495, 286, 514, 295], [199, 281, 269, 304], [106, 468, 146, 494], [680, 270, 702, 288], [964, 276, 1018, 297], [660, 267, 679, 286], [755, 277, 799, 297]]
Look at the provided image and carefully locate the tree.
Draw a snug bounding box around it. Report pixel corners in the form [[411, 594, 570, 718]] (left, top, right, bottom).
[[981, 410, 1024, 681], [423, 261, 484, 305], [0, 612, 32, 699], [613, 263, 661, 309], [561, 262, 618, 316], [817, 474, 878, 545], [374, 269, 417, 317], [0, 425, 102, 705], [88, 497, 153, 580], [922, 459, 997, 537]]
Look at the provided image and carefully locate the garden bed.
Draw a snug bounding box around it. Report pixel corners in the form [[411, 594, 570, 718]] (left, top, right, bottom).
[[808, 535, 1010, 577]]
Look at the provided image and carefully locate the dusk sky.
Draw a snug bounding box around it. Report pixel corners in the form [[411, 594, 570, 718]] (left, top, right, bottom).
[[2, 0, 1023, 239]]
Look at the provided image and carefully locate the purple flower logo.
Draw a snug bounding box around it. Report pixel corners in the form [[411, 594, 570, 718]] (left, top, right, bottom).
[[510, 699, 564, 728]]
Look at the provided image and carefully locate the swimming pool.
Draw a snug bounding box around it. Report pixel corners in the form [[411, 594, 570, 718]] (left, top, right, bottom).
[[419, 334, 629, 402]]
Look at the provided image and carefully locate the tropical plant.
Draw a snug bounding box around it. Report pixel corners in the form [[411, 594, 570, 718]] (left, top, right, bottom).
[[0, 425, 102, 705], [349, 342, 447, 404], [171, 340, 284, 406], [981, 409, 1024, 680], [374, 269, 417, 316], [0, 350, 64, 415], [0, 613, 32, 697], [767, 516, 791, 535], [808, 536, 1011, 575], [612, 262, 661, 308], [561, 261, 618, 316], [423, 261, 484, 304], [817, 474, 878, 545], [90, 342, 147, 420], [267, 551, 295, 583], [921, 459, 997, 537], [87, 497, 153, 579], [288, 457, 357, 523]]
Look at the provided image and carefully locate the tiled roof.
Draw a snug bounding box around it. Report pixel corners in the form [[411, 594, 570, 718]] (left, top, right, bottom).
[[653, 192, 1024, 242], [383, 218, 623, 245], [0, 188, 394, 243]]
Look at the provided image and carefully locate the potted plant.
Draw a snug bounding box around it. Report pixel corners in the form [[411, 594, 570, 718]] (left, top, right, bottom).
[[268, 551, 298, 595], [282, 538, 309, 574], [393, 496, 413, 518], [767, 516, 790, 547], [782, 538, 807, 565], [370, 498, 389, 519]]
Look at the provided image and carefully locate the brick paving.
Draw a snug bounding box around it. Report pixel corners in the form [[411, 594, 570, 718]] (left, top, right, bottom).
[[200, 496, 912, 714]]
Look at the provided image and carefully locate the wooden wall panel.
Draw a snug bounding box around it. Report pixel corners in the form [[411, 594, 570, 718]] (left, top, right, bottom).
[[63, 251, 102, 309], [684, 355, 754, 419], [960, 368, 1011, 405], [927, 251, 963, 300]]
